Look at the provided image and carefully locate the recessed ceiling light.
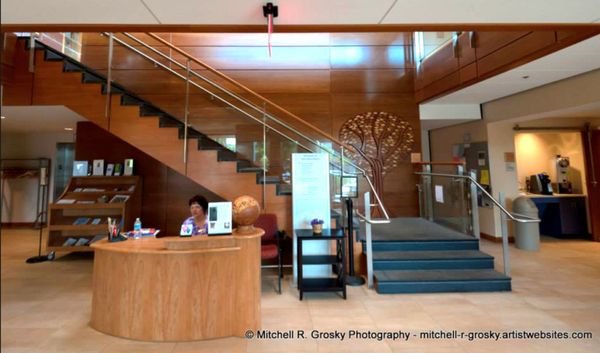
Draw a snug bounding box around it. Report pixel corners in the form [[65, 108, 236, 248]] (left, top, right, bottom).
[[522, 75, 530, 79], [64, 127, 74, 131], [1, 116, 5, 119]]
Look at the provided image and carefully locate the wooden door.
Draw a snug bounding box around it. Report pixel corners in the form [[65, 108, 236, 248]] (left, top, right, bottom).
[[583, 128, 600, 241]]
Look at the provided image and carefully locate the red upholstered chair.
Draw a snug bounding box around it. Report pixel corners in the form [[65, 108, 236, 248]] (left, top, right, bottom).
[[255, 213, 284, 294]]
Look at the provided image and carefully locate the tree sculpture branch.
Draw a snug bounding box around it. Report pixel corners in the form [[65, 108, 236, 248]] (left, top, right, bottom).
[[339, 112, 415, 214]]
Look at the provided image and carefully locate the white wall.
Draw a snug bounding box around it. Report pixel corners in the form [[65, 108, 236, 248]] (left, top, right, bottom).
[[1, 131, 75, 223]]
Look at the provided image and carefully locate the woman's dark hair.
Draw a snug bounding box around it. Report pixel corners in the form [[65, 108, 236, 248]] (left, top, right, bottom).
[[188, 195, 208, 213]]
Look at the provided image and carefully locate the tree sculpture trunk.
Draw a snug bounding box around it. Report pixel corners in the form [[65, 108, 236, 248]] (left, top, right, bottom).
[[339, 112, 415, 218]]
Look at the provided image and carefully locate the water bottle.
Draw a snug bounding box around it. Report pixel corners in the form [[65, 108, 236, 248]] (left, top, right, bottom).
[[133, 218, 142, 239]]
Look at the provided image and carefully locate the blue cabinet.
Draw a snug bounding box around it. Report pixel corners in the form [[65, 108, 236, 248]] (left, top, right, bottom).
[[529, 196, 589, 238]]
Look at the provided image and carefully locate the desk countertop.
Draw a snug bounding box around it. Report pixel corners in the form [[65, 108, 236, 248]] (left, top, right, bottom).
[[91, 235, 238, 254], [521, 193, 586, 199]]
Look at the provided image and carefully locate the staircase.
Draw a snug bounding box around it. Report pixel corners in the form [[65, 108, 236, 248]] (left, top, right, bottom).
[[362, 218, 511, 294], [10, 38, 291, 229]]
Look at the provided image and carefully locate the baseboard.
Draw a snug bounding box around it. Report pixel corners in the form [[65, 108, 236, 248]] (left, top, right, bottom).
[[480, 232, 515, 243]]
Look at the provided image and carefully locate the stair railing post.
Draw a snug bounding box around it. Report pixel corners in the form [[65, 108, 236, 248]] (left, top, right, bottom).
[[364, 191, 374, 288], [423, 164, 433, 221], [456, 164, 468, 234], [104, 33, 114, 130], [262, 103, 267, 211], [28, 32, 38, 73], [469, 169, 480, 239], [499, 192, 510, 276], [340, 147, 345, 202], [183, 59, 190, 173]]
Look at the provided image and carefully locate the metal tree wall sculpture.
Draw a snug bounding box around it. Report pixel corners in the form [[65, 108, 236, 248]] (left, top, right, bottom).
[[339, 112, 414, 211]]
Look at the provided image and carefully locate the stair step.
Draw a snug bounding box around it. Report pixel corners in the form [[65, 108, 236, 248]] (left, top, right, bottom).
[[373, 250, 494, 270], [257, 175, 281, 184], [178, 127, 203, 139], [366, 240, 479, 252], [217, 149, 238, 162], [82, 71, 105, 84], [158, 115, 183, 128], [44, 49, 64, 61], [276, 184, 292, 196], [100, 83, 124, 95], [121, 94, 145, 106], [374, 269, 511, 294], [198, 137, 225, 150], [238, 166, 264, 173], [63, 60, 85, 73]]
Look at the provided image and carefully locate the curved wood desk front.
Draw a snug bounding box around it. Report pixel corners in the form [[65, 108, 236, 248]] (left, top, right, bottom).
[[90, 230, 263, 342]]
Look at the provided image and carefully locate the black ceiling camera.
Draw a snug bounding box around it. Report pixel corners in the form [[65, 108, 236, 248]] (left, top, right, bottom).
[[263, 2, 279, 17]]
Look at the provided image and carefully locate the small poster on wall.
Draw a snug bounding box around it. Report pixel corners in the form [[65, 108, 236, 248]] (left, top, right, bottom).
[[72, 161, 88, 176], [113, 163, 122, 176], [124, 159, 134, 176], [105, 164, 114, 176], [92, 160, 104, 176]]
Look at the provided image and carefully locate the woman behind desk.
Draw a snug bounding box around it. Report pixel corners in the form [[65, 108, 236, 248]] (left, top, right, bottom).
[[180, 195, 209, 236]]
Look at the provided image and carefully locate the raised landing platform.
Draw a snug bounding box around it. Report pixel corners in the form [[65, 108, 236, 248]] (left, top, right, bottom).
[[360, 218, 511, 294]]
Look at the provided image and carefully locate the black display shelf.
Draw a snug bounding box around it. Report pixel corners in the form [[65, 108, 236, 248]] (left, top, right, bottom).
[[295, 228, 346, 300]]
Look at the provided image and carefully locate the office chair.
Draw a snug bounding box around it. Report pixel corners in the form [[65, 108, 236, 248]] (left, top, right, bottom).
[[255, 213, 284, 294]]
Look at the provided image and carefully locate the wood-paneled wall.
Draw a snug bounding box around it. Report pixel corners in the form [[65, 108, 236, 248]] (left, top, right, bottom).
[[414, 29, 600, 103], [75, 121, 224, 235]]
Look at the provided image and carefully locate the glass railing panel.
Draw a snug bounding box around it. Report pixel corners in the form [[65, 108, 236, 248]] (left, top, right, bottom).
[[426, 164, 472, 235]]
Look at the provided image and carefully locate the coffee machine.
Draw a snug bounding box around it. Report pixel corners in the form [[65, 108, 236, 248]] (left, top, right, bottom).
[[529, 173, 553, 195], [556, 155, 573, 194]]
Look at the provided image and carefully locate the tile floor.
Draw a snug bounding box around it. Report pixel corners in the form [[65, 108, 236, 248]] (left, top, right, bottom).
[[2, 229, 599, 353]]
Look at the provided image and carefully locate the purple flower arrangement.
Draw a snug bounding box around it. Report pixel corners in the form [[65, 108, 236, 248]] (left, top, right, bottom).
[[310, 219, 324, 226]]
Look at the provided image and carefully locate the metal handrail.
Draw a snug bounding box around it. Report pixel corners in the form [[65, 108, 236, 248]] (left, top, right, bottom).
[[106, 32, 391, 221], [117, 32, 361, 172], [145, 32, 351, 150], [415, 172, 540, 223], [355, 211, 391, 224]]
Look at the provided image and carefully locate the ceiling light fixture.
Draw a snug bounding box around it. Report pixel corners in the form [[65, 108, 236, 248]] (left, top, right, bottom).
[[1, 116, 6, 119], [64, 127, 74, 131]]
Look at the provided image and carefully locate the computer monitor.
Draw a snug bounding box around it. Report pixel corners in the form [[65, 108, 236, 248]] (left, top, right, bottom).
[[207, 202, 233, 235], [341, 176, 358, 198]]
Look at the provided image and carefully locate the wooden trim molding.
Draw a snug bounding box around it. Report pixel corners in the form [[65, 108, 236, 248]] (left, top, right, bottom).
[[413, 161, 466, 166], [2, 23, 600, 33], [1, 222, 46, 228], [480, 232, 515, 243]]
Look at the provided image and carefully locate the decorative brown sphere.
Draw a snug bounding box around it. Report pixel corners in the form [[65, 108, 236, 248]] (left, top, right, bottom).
[[232, 195, 261, 234]]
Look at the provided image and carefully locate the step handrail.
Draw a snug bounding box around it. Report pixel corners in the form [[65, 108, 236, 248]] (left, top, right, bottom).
[[145, 32, 351, 151], [415, 172, 540, 223], [107, 32, 391, 221]]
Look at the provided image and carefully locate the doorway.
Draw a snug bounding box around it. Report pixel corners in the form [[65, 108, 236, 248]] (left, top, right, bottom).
[[583, 127, 600, 241], [53, 143, 74, 200]]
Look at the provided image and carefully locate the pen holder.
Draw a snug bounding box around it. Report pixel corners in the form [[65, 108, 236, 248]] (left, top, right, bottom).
[[108, 230, 127, 243], [108, 234, 127, 243]]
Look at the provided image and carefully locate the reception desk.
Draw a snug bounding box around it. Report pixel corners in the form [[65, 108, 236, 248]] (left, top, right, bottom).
[[90, 230, 263, 341]]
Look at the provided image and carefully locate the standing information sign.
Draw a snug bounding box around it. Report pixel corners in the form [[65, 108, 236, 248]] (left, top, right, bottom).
[[292, 153, 331, 285]]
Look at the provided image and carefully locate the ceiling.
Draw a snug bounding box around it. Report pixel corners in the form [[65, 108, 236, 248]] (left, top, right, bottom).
[[0, 106, 84, 133], [2, 0, 600, 25]]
